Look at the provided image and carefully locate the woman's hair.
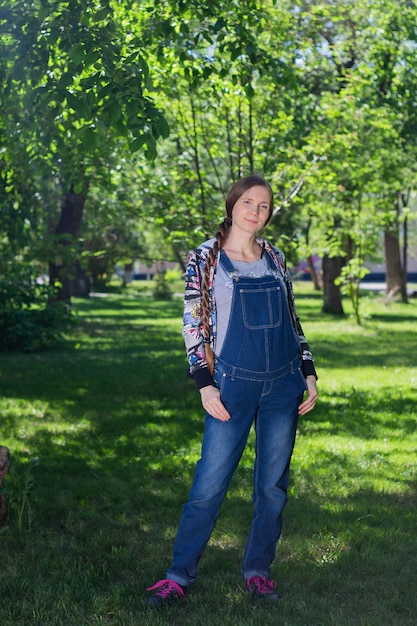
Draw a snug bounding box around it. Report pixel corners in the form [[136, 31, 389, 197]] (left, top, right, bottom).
[[201, 175, 274, 373]]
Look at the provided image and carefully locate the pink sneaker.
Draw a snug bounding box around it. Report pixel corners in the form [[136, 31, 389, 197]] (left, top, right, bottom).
[[146, 578, 186, 607], [246, 576, 279, 602]]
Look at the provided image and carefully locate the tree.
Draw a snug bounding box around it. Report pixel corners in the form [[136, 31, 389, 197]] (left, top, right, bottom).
[[290, 0, 417, 312], [2, 0, 417, 327], [0, 0, 169, 301], [129, 0, 315, 265], [80, 171, 147, 289], [360, 0, 417, 302]]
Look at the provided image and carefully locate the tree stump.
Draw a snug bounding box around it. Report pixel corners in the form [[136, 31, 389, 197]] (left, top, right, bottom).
[[0, 446, 10, 526]]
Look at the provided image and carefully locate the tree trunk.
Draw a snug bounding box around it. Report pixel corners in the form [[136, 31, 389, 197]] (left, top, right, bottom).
[[307, 254, 322, 290], [322, 254, 344, 315], [172, 245, 187, 274], [303, 217, 322, 290], [0, 446, 10, 526], [71, 262, 91, 297], [403, 215, 408, 285], [49, 183, 89, 302], [384, 229, 407, 303]]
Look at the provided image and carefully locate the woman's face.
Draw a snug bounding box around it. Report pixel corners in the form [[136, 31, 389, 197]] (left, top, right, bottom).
[[231, 186, 271, 235]]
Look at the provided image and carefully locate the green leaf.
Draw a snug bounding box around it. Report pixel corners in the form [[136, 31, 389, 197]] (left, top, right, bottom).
[[129, 135, 147, 153], [86, 90, 96, 108], [58, 72, 74, 89], [112, 118, 126, 136], [92, 7, 113, 23], [68, 44, 85, 65], [73, 180, 85, 194], [98, 84, 114, 100], [244, 83, 255, 99], [145, 134, 157, 161], [136, 57, 152, 89], [81, 127, 99, 150], [84, 50, 101, 68], [153, 115, 170, 139], [66, 92, 79, 111], [126, 100, 140, 119], [108, 101, 122, 124], [78, 98, 92, 120], [213, 17, 226, 33]]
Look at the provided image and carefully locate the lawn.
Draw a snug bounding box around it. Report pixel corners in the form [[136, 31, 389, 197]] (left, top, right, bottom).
[[0, 283, 416, 625]]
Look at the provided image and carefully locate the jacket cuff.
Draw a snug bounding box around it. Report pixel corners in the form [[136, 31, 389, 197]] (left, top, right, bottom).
[[302, 360, 317, 380], [188, 367, 215, 390]]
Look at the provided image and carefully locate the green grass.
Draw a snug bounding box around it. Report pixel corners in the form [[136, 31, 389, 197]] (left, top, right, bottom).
[[0, 284, 416, 625]]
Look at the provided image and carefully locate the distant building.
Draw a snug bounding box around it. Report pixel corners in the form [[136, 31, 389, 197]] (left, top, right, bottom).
[[292, 255, 417, 282], [132, 260, 179, 281], [362, 258, 417, 283]]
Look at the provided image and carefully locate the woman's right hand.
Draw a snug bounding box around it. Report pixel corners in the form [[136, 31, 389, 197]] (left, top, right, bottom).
[[200, 385, 231, 422]]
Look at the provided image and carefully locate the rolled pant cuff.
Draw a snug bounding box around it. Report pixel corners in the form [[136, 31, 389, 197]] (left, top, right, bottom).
[[242, 569, 270, 581], [165, 569, 193, 587]]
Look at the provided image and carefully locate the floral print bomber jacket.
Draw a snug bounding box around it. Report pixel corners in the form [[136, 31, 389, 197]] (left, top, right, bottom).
[[182, 237, 317, 390]]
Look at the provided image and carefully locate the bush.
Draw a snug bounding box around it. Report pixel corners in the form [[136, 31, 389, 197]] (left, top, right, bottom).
[[152, 270, 173, 300], [0, 266, 71, 352]]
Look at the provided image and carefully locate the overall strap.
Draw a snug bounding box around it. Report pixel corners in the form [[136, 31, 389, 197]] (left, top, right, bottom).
[[263, 247, 284, 280], [219, 250, 240, 278]]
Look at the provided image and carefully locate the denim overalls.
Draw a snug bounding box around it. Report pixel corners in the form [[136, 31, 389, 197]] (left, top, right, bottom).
[[167, 250, 307, 586]]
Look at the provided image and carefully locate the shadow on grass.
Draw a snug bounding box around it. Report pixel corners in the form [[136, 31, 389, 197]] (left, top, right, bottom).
[[313, 330, 415, 369], [298, 387, 417, 438], [276, 479, 417, 624], [72, 294, 184, 319], [1, 293, 416, 624]]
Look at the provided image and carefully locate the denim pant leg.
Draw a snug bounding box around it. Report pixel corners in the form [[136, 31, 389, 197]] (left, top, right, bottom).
[[241, 368, 306, 580], [166, 404, 255, 586]]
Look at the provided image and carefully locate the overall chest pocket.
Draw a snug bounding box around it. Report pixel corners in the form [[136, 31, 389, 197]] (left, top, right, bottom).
[[239, 286, 282, 329]]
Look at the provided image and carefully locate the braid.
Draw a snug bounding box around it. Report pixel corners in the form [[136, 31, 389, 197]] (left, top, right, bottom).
[[202, 217, 232, 374], [200, 174, 273, 375]]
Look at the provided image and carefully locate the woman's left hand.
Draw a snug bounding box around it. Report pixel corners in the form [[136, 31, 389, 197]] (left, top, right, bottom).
[[298, 375, 318, 415]]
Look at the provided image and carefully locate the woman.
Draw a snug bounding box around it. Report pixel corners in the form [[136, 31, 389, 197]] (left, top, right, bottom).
[[146, 174, 318, 607]]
